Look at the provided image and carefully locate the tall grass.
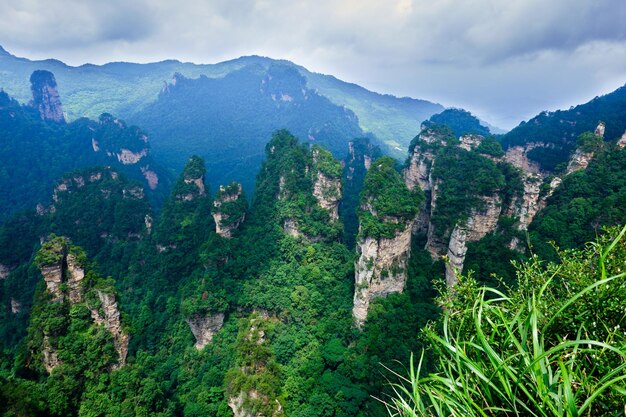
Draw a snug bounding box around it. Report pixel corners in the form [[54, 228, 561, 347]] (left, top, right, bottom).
[[384, 225, 626, 417]]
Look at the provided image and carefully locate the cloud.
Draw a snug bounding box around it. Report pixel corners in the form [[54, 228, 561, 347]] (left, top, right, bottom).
[[1, 0, 626, 129]]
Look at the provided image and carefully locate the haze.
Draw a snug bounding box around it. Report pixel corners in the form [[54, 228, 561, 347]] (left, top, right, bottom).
[[2, 0, 626, 129]]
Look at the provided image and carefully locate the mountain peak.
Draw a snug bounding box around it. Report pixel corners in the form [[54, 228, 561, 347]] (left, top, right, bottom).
[[29, 70, 65, 123]]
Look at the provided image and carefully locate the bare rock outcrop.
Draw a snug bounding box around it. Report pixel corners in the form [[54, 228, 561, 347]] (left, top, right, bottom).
[[41, 263, 64, 303], [0, 263, 10, 279], [187, 313, 225, 350], [29, 70, 65, 123], [42, 336, 61, 374], [66, 253, 85, 304], [459, 134, 483, 151], [312, 169, 341, 221], [444, 195, 502, 286], [213, 183, 246, 238], [10, 298, 21, 314], [617, 131, 626, 149], [90, 290, 129, 369], [353, 225, 413, 327], [566, 148, 595, 174]]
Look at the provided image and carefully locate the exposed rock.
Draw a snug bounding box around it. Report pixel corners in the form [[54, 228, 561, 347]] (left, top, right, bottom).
[[41, 264, 64, 303], [617, 131, 626, 149], [353, 224, 412, 327], [90, 290, 129, 369], [312, 170, 341, 220], [229, 391, 282, 417], [123, 186, 145, 199], [0, 263, 10, 279], [187, 313, 225, 350], [444, 195, 502, 287], [363, 155, 372, 170], [213, 183, 246, 238], [144, 214, 153, 234], [10, 298, 21, 313], [595, 122, 605, 138], [283, 218, 301, 238], [65, 253, 85, 304], [141, 166, 159, 190], [42, 336, 60, 374], [504, 144, 544, 175], [29, 70, 65, 123], [512, 174, 543, 231], [116, 148, 147, 165], [459, 134, 483, 151], [425, 179, 448, 257], [566, 148, 595, 174], [92, 138, 100, 152]]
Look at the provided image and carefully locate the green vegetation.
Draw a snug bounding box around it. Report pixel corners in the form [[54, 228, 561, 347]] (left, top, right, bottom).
[[387, 225, 626, 417], [576, 130, 604, 153], [0, 90, 171, 223], [132, 66, 365, 193], [424, 108, 490, 138], [431, 147, 523, 238], [502, 86, 626, 171], [530, 145, 626, 259], [476, 136, 505, 157], [359, 156, 423, 239]]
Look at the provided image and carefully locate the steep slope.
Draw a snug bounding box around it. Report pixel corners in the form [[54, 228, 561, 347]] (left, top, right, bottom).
[[131, 65, 363, 192], [0, 72, 171, 222], [424, 108, 491, 138], [501, 84, 626, 171], [0, 46, 443, 154]]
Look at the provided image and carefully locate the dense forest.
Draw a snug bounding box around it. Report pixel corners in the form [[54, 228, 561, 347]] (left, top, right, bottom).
[[1, 65, 626, 417]]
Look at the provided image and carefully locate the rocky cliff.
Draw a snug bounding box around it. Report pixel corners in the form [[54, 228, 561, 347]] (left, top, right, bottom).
[[444, 195, 503, 286], [312, 147, 342, 221], [175, 156, 207, 202], [213, 183, 246, 238], [353, 157, 421, 327], [89, 290, 129, 369], [34, 236, 128, 372], [187, 313, 225, 350], [29, 70, 65, 123], [353, 225, 413, 326]]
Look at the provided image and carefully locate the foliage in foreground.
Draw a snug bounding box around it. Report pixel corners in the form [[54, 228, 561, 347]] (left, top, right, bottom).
[[386, 225, 626, 417]]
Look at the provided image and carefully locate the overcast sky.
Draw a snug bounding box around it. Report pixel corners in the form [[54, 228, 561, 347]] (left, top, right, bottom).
[[2, 0, 626, 129]]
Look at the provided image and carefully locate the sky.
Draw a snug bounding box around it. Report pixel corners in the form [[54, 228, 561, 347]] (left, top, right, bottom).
[[1, 0, 626, 129]]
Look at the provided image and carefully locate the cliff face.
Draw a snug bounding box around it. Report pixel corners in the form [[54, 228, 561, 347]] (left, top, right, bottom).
[[89, 290, 129, 369], [353, 225, 413, 326], [187, 313, 225, 350], [29, 70, 65, 123], [213, 183, 246, 238], [311, 149, 342, 221], [35, 237, 128, 372], [444, 195, 502, 286], [404, 127, 448, 192], [353, 157, 420, 327], [405, 127, 449, 238]]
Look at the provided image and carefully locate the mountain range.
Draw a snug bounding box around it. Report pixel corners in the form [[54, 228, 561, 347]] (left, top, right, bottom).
[[1, 47, 626, 416]]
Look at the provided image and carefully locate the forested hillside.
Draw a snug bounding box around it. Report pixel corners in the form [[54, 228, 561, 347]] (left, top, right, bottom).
[[0, 46, 443, 155], [2, 54, 626, 416], [131, 65, 365, 192], [0, 71, 171, 222]]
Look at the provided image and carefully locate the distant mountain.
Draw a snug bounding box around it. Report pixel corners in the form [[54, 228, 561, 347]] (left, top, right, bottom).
[[422, 108, 491, 138], [0, 71, 171, 222], [501, 84, 626, 170], [0, 46, 443, 155], [131, 65, 364, 192]]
